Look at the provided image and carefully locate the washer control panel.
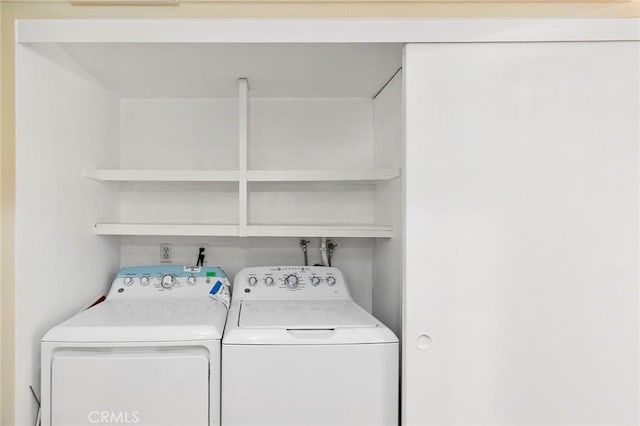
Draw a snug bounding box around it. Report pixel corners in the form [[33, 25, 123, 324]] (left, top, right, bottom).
[[108, 265, 231, 306], [234, 266, 351, 301]]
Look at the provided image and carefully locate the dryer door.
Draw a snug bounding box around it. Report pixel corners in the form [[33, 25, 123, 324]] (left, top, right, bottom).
[[49, 347, 210, 426]]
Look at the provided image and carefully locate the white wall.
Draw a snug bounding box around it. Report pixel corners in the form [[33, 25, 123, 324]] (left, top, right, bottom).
[[404, 42, 639, 425], [373, 72, 403, 336], [120, 99, 239, 170], [120, 182, 239, 225], [15, 44, 121, 426], [249, 98, 374, 170], [249, 182, 375, 226]]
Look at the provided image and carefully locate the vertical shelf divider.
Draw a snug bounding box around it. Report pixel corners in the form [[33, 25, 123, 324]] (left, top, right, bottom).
[[238, 78, 249, 237]]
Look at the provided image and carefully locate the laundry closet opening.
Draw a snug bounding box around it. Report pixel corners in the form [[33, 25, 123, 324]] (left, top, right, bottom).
[[15, 40, 404, 424]]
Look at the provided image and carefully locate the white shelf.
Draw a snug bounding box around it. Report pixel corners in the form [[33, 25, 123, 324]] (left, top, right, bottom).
[[247, 169, 400, 182], [94, 223, 240, 236], [94, 223, 392, 238], [84, 168, 400, 183], [83, 169, 240, 182], [247, 225, 393, 238], [88, 80, 398, 240]]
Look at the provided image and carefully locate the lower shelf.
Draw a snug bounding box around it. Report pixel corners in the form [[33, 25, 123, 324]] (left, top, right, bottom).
[[94, 224, 393, 238], [94, 224, 239, 237]]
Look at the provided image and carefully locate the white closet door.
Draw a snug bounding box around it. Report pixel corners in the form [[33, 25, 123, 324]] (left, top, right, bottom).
[[404, 42, 639, 425]]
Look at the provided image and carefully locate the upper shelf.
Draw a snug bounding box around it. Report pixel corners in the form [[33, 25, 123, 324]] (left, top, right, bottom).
[[247, 169, 400, 182], [84, 168, 400, 183], [83, 169, 240, 182], [95, 223, 240, 237]]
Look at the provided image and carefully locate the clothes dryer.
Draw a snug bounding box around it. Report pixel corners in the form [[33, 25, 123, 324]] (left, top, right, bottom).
[[41, 265, 231, 426]]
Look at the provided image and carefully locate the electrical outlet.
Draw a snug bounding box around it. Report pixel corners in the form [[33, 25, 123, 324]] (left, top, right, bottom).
[[160, 244, 172, 264]]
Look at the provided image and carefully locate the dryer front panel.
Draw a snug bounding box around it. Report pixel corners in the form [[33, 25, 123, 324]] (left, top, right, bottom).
[[49, 347, 210, 426]]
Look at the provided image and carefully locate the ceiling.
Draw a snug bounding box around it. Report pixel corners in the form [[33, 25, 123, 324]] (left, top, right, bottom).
[[60, 43, 403, 98]]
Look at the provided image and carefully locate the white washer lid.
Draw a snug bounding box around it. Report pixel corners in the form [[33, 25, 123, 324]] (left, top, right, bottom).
[[238, 300, 378, 329], [43, 299, 228, 342]]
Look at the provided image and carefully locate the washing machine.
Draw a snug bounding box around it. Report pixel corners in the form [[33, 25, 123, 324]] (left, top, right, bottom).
[[222, 266, 399, 426], [41, 265, 231, 426]]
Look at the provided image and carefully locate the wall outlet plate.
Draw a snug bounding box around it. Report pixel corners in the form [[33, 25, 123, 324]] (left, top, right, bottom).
[[160, 243, 172, 264]]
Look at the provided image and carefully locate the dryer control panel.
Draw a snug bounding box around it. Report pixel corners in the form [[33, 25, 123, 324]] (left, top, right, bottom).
[[107, 265, 231, 306], [234, 266, 352, 301]]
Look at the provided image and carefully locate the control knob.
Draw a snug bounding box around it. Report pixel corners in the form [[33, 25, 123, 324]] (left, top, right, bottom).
[[123, 277, 134, 286], [311, 276, 321, 287], [284, 275, 299, 289], [187, 276, 196, 285], [248, 276, 258, 286], [326, 276, 336, 286], [264, 276, 275, 286], [161, 274, 175, 289], [140, 276, 149, 286]]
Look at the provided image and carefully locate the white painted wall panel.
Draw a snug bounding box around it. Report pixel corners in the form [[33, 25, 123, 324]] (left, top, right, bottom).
[[249, 182, 375, 226], [404, 42, 639, 425], [119, 183, 238, 225], [249, 99, 374, 170], [120, 99, 238, 170], [373, 72, 403, 337], [15, 44, 121, 426]]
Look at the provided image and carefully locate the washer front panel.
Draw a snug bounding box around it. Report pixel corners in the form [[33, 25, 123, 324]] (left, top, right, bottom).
[[222, 342, 399, 426]]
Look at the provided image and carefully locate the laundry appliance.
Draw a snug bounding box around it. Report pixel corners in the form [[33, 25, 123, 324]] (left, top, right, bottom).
[[41, 265, 231, 426], [222, 266, 399, 426]]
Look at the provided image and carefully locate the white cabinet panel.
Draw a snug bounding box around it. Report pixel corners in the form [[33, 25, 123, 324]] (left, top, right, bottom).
[[404, 42, 639, 425]]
